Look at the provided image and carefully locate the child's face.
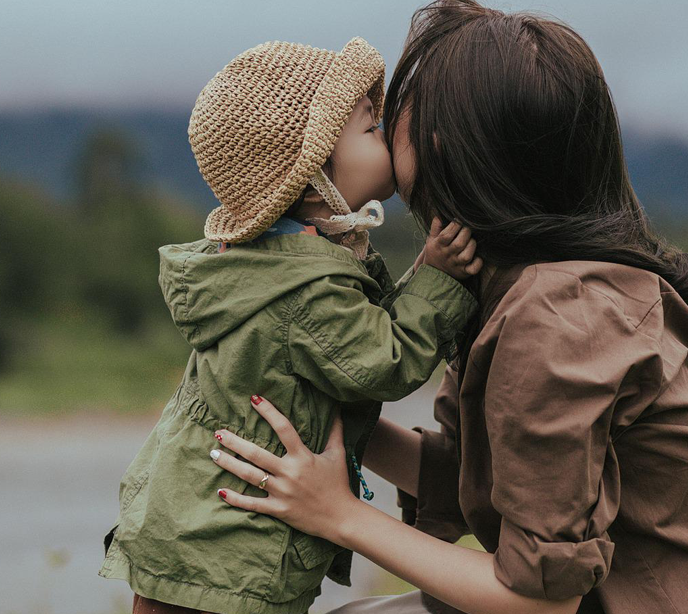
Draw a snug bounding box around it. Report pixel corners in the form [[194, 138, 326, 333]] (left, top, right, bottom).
[[330, 96, 396, 210]]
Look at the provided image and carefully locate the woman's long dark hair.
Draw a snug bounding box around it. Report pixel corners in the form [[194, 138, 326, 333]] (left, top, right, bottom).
[[384, 0, 688, 305]]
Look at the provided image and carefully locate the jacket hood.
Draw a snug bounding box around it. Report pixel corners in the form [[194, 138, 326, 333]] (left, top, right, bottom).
[[159, 237, 381, 351]]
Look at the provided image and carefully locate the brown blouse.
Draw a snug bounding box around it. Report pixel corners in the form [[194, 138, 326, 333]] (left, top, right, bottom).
[[398, 261, 688, 614]]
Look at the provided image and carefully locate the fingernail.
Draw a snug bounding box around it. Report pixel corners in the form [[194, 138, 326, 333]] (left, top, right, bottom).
[[218, 489, 227, 500], [214, 432, 223, 442], [251, 395, 263, 405], [210, 449, 220, 461]]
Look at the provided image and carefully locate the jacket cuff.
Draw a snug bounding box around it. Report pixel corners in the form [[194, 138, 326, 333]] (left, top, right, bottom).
[[400, 265, 477, 333], [396, 428, 468, 543], [379, 264, 415, 311], [494, 518, 615, 600]]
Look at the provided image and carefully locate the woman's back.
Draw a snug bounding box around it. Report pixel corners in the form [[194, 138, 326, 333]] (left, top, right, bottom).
[[461, 261, 688, 612], [405, 260, 688, 613]]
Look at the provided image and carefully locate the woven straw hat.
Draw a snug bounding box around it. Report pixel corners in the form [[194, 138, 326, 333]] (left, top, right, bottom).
[[188, 37, 385, 243]]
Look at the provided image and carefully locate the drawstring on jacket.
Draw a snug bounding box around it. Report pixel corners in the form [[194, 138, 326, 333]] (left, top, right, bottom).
[[351, 454, 374, 501]]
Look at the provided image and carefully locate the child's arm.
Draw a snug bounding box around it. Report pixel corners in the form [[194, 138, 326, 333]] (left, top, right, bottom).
[[287, 221, 481, 402], [380, 219, 482, 311], [379, 264, 415, 312]]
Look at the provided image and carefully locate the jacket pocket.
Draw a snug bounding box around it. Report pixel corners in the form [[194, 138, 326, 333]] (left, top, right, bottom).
[[292, 529, 344, 570], [268, 529, 343, 603]]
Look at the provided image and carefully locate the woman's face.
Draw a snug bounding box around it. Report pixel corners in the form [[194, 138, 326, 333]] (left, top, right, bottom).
[[389, 108, 417, 204]]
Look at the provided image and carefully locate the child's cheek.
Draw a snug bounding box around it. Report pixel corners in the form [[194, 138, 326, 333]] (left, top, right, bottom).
[[359, 144, 394, 193]]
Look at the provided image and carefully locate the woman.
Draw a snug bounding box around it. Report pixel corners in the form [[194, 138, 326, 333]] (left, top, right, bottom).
[[209, 1, 688, 613]]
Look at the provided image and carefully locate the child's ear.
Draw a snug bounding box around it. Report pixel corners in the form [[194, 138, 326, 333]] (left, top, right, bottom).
[[301, 184, 324, 204]]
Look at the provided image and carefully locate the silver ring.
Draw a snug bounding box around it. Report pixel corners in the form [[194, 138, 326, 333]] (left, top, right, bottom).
[[258, 473, 270, 490]]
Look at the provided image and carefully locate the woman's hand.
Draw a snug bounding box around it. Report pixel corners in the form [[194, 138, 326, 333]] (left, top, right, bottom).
[[210, 395, 361, 542], [209, 396, 580, 614]]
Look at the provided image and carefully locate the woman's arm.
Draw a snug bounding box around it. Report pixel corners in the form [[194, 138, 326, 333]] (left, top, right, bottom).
[[336, 499, 581, 614], [209, 397, 581, 614], [362, 417, 421, 497]]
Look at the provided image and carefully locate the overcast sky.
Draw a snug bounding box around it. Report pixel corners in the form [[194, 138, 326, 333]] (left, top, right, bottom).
[[1, 0, 687, 136]]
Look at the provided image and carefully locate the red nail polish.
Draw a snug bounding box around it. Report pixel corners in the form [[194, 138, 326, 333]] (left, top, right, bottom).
[[215, 432, 223, 441], [218, 489, 227, 500], [251, 394, 263, 405]]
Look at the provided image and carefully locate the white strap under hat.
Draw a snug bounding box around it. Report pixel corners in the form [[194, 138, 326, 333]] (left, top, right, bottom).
[[306, 168, 385, 259]]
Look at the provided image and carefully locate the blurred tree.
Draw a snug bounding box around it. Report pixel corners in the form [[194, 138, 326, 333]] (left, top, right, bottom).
[[0, 125, 201, 409], [0, 181, 71, 370], [74, 128, 143, 215], [70, 127, 200, 335]]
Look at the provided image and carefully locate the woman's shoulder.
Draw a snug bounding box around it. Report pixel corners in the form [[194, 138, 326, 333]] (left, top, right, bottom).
[[497, 260, 671, 332], [468, 259, 686, 390]]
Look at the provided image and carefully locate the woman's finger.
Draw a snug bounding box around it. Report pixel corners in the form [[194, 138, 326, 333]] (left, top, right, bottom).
[[249, 395, 306, 456], [324, 410, 344, 451], [215, 429, 281, 474], [217, 487, 278, 515], [437, 221, 462, 245], [210, 449, 271, 490]]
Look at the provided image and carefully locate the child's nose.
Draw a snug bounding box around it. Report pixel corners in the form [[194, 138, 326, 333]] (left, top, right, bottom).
[[377, 126, 390, 148]]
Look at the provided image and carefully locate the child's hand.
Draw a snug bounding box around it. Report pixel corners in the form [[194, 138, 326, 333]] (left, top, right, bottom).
[[422, 218, 483, 281]]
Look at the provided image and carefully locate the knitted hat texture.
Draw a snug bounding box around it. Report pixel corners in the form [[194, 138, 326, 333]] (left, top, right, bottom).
[[188, 37, 385, 243]]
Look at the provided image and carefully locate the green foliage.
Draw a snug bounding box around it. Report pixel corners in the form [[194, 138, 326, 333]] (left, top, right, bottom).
[[653, 214, 688, 251], [0, 127, 203, 414], [0, 312, 189, 414], [74, 128, 144, 211], [0, 128, 422, 415]]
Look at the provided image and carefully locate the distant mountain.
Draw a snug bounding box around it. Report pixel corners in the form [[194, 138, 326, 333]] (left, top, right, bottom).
[[0, 108, 686, 219], [0, 109, 213, 209], [624, 131, 688, 218]]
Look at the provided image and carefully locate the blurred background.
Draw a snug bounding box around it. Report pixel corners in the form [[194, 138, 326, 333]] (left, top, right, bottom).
[[0, 1, 686, 613]]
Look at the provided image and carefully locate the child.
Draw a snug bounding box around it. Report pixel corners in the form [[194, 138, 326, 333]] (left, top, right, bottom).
[[99, 38, 481, 614]]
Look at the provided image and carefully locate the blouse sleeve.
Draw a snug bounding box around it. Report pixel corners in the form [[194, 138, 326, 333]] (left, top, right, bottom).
[[485, 268, 662, 600], [397, 365, 469, 543]]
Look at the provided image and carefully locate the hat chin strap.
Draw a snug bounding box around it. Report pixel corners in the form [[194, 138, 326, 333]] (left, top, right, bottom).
[[306, 168, 385, 259]]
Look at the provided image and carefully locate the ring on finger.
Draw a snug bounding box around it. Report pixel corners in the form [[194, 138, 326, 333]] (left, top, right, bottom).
[[258, 472, 270, 490]]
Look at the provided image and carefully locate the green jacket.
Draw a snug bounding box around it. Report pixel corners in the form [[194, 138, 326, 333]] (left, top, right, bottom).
[[99, 233, 477, 614]]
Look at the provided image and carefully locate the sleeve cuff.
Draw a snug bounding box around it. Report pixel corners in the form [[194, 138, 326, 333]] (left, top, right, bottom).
[[379, 264, 415, 311], [493, 518, 615, 600], [396, 427, 468, 543], [400, 264, 477, 332]]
